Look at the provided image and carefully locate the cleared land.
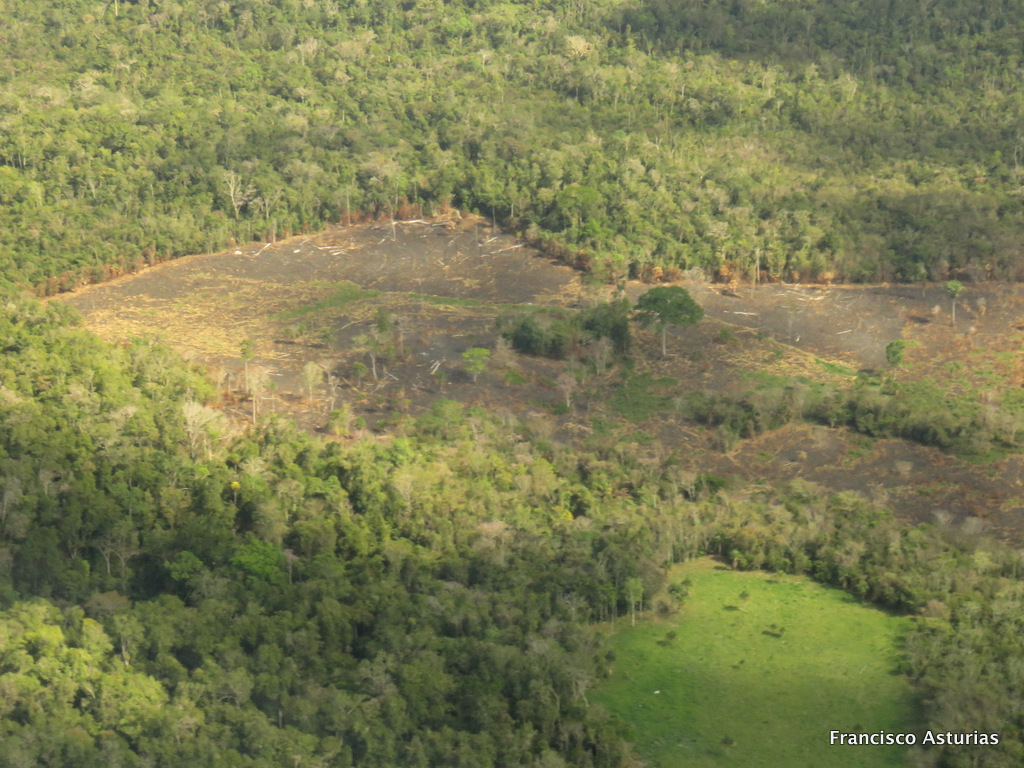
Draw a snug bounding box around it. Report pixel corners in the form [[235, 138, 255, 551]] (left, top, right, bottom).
[[56, 216, 1024, 541], [591, 558, 917, 768]]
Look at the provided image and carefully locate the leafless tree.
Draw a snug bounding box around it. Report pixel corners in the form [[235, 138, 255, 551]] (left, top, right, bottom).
[[295, 37, 321, 67], [588, 336, 613, 374], [302, 361, 324, 406], [248, 366, 270, 423], [556, 370, 579, 410], [182, 400, 226, 460], [492, 336, 518, 370], [224, 171, 255, 219]]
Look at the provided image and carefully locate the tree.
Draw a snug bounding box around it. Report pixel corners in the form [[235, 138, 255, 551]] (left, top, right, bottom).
[[885, 340, 908, 381], [461, 348, 490, 383], [554, 184, 603, 231], [240, 339, 255, 393], [945, 280, 964, 327], [625, 577, 643, 627], [354, 330, 388, 380], [248, 365, 270, 423], [302, 362, 323, 406], [491, 337, 517, 370], [634, 287, 703, 357], [556, 370, 578, 410], [182, 400, 226, 459], [376, 308, 404, 356], [328, 404, 354, 436], [581, 299, 632, 354], [223, 170, 255, 219]]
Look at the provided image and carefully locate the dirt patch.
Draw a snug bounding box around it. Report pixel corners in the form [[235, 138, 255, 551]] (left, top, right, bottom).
[[60, 213, 583, 428], [672, 279, 1024, 386], [63, 216, 581, 356]]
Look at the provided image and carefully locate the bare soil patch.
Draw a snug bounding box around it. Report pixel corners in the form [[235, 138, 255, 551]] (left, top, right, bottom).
[[60, 214, 583, 426]]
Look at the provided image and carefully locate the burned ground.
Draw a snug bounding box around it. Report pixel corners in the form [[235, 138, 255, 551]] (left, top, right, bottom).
[[59, 215, 1024, 543]]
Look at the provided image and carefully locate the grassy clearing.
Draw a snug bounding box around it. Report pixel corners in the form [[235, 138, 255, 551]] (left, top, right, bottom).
[[611, 372, 678, 421], [816, 358, 858, 376], [407, 292, 483, 307], [273, 281, 380, 320], [592, 559, 917, 768]]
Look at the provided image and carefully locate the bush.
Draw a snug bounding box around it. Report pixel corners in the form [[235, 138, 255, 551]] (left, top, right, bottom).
[[580, 299, 632, 354], [498, 300, 633, 360], [500, 309, 575, 358]]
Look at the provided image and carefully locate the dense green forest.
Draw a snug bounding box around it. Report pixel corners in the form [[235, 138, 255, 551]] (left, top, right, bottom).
[[2, 0, 1024, 289], [4, 0, 1024, 764], [3, 297, 1024, 765]]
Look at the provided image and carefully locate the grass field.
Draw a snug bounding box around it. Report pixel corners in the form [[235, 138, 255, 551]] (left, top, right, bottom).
[[592, 559, 918, 768], [272, 281, 380, 320]]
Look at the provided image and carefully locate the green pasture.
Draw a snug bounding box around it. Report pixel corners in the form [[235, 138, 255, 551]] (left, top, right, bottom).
[[593, 559, 918, 767]]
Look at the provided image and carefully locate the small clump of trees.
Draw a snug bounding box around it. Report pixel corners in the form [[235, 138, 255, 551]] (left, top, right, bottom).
[[497, 299, 633, 360], [498, 288, 704, 363]]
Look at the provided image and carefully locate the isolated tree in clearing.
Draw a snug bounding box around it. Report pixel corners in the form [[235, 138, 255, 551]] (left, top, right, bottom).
[[885, 339, 909, 381], [635, 286, 703, 357], [462, 347, 490, 383], [945, 280, 964, 327], [240, 338, 254, 392], [302, 361, 323, 406]]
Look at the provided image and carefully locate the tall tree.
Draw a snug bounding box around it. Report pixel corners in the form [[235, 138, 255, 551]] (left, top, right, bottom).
[[885, 339, 908, 381], [634, 287, 703, 357], [945, 280, 964, 327]]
